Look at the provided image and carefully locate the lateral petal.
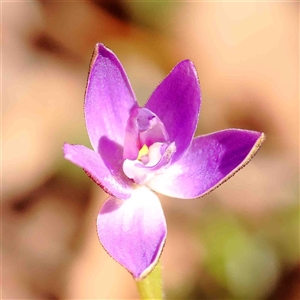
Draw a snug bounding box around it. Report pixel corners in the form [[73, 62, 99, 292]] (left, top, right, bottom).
[[97, 186, 167, 280], [63, 143, 133, 199], [85, 43, 137, 151], [145, 60, 201, 164], [148, 130, 265, 199]]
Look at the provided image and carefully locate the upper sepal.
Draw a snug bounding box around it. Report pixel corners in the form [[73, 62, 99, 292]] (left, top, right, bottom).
[[84, 43, 137, 151]]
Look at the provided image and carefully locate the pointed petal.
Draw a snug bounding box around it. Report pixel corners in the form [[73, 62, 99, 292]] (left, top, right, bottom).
[[148, 130, 265, 199], [145, 60, 201, 164], [63, 143, 133, 199], [85, 43, 137, 151], [97, 186, 167, 280]]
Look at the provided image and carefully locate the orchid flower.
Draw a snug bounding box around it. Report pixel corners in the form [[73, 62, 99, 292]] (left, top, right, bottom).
[[63, 44, 265, 280]]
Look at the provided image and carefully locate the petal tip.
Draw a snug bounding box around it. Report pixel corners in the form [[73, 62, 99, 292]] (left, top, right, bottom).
[[176, 59, 199, 79], [90, 43, 110, 68], [198, 130, 266, 198], [135, 237, 166, 280], [62, 143, 73, 159], [259, 131, 266, 143], [250, 131, 266, 154], [93, 43, 118, 62]]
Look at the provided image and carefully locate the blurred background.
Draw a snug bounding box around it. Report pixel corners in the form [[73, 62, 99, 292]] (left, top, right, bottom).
[[2, 1, 299, 299]]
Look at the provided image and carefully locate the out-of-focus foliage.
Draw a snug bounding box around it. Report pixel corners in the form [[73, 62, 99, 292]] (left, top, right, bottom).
[[198, 204, 298, 299], [167, 201, 299, 299]]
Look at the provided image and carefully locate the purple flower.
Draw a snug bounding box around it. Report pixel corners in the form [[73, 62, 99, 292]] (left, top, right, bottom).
[[63, 44, 265, 280]]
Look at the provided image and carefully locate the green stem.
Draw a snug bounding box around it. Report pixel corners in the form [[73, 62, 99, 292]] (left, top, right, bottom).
[[136, 261, 164, 300]]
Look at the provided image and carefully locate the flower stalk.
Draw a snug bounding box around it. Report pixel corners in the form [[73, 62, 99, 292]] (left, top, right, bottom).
[[136, 261, 164, 300]]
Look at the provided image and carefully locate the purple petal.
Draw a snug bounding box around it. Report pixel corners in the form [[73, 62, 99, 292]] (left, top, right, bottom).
[[97, 186, 167, 280], [85, 43, 137, 151], [63, 143, 133, 199], [145, 60, 201, 164], [147, 129, 265, 199]]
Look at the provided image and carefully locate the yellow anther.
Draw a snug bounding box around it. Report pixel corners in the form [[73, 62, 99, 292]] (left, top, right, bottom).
[[137, 144, 149, 160]]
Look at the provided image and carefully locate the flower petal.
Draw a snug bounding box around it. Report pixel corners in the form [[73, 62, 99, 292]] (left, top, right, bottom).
[[63, 143, 133, 199], [97, 186, 167, 280], [147, 129, 265, 199], [85, 43, 137, 151], [145, 60, 201, 164]]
